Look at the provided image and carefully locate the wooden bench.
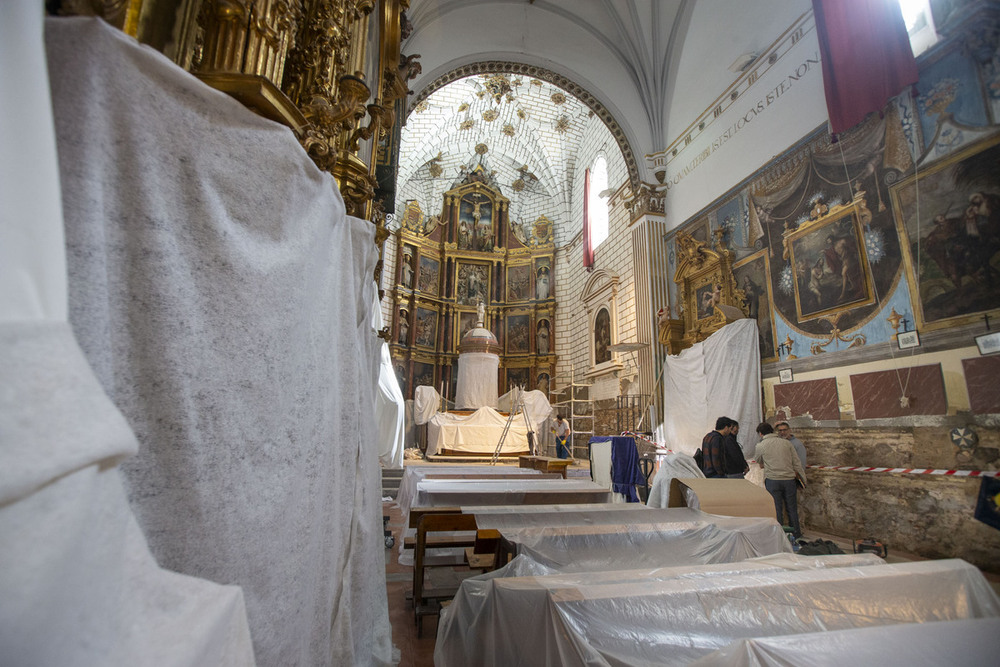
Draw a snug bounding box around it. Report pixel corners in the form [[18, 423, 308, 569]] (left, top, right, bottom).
[[519, 455, 573, 478], [413, 512, 480, 636]]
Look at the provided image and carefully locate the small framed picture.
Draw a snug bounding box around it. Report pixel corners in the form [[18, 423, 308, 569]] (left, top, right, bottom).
[[897, 330, 920, 349], [778, 368, 793, 383], [975, 331, 1000, 356]]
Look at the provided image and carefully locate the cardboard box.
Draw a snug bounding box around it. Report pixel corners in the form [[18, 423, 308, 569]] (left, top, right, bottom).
[[668, 478, 775, 519]]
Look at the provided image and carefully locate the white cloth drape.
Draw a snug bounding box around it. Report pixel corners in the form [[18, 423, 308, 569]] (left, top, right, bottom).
[[372, 287, 404, 469], [46, 17, 391, 666], [455, 352, 500, 408], [497, 388, 555, 435], [413, 385, 446, 425], [1, 10, 253, 667], [662, 320, 762, 459]]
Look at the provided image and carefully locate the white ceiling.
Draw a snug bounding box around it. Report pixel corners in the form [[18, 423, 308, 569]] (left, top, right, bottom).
[[403, 0, 689, 164]]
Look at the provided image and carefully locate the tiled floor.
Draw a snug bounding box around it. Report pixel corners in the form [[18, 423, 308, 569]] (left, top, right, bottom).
[[384, 501, 438, 667]]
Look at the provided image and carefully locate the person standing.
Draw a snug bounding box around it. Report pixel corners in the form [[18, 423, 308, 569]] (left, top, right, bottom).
[[700, 417, 734, 478], [775, 422, 807, 470], [554, 414, 572, 460], [755, 423, 806, 538], [722, 421, 749, 479]]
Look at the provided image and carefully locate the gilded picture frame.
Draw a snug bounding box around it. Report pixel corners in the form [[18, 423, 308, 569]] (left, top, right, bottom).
[[786, 204, 874, 322], [889, 133, 1000, 332], [413, 307, 438, 349], [454, 260, 491, 306], [733, 249, 778, 361]]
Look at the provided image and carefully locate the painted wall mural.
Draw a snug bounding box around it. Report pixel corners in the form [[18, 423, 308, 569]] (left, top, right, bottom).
[[664, 29, 1000, 363], [891, 133, 1000, 330]]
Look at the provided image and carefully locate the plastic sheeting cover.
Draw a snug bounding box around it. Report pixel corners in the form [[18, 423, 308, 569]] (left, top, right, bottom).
[[413, 386, 445, 425], [474, 507, 790, 571], [437, 558, 1000, 666], [455, 352, 500, 409], [647, 452, 704, 508], [689, 618, 1000, 666]]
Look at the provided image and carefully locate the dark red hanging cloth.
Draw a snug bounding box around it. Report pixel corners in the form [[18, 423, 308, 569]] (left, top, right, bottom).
[[811, 0, 919, 136], [583, 167, 594, 269]]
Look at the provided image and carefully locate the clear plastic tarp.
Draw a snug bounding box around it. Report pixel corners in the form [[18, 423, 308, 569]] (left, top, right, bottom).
[[436, 558, 1000, 666], [473, 507, 791, 571], [394, 465, 544, 566], [497, 389, 556, 434], [411, 478, 611, 508], [689, 617, 1000, 666]]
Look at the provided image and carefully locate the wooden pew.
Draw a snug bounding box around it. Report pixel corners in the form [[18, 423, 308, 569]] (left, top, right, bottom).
[[413, 512, 479, 636]]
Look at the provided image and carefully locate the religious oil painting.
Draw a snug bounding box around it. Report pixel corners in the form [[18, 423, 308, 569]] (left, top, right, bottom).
[[694, 282, 721, 320], [787, 208, 874, 321], [685, 217, 711, 247], [417, 256, 439, 295], [412, 362, 435, 392], [733, 250, 777, 361], [594, 308, 612, 364], [414, 307, 438, 348], [506, 367, 530, 392], [507, 264, 531, 301], [457, 310, 478, 343], [890, 134, 1000, 331], [455, 261, 490, 305], [506, 314, 531, 354], [716, 196, 746, 249]]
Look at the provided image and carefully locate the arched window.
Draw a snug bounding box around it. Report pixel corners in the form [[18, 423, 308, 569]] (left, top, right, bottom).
[[588, 155, 610, 248]]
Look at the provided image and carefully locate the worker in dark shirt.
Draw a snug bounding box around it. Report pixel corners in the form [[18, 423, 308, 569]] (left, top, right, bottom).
[[722, 421, 749, 478], [701, 416, 735, 478]]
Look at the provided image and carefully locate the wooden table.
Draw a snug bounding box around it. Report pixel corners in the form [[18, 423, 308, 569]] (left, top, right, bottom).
[[519, 455, 573, 478]]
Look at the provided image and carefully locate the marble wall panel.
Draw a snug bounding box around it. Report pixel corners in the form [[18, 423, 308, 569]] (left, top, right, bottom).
[[963, 356, 1000, 415], [773, 377, 840, 421], [850, 364, 946, 419]]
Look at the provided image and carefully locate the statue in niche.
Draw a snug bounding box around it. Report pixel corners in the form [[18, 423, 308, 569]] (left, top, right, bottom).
[[536, 319, 550, 355], [536, 372, 550, 395], [476, 300, 486, 327], [536, 266, 550, 299], [458, 219, 472, 249], [401, 250, 414, 288], [398, 310, 409, 344]]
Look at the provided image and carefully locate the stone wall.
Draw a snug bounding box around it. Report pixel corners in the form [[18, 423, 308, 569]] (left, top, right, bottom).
[[794, 425, 1000, 573]]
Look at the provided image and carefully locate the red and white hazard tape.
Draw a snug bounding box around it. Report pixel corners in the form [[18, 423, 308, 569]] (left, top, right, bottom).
[[808, 464, 998, 477]]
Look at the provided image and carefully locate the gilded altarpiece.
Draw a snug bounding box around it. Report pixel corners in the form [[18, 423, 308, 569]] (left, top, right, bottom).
[[389, 168, 556, 399]]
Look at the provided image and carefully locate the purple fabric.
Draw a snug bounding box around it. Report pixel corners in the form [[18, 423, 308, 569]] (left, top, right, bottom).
[[812, 0, 918, 135], [611, 436, 643, 502]]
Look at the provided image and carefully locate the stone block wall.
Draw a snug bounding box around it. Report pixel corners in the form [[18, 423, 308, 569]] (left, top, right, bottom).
[[795, 425, 1000, 573]]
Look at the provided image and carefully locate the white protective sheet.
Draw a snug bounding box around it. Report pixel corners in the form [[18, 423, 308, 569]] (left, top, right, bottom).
[[48, 18, 390, 666], [1, 9, 253, 666], [455, 351, 500, 408], [662, 319, 762, 458], [436, 558, 1000, 666], [412, 478, 611, 507], [691, 618, 1000, 666], [373, 288, 405, 469], [646, 452, 705, 507], [426, 406, 529, 455], [474, 507, 791, 571], [413, 385, 445, 425], [497, 388, 555, 434]]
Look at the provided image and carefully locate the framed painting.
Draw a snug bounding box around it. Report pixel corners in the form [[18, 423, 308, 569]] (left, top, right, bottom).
[[716, 196, 746, 249], [417, 256, 439, 295], [733, 249, 778, 361], [684, 217, 711, 246], [786, 205, 874, 321], [506, 314, 530, 354], [455, 261, 491, 305], [457, 310, 478, 343], [507, 263, 531, 301], [414, 307, 438, 349], [411, 361, 435, 391], [506, 367, 530, 392], [458, 193, 494, 251], [889, 133, 1000, 331], [594, 308, 612, 364]]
